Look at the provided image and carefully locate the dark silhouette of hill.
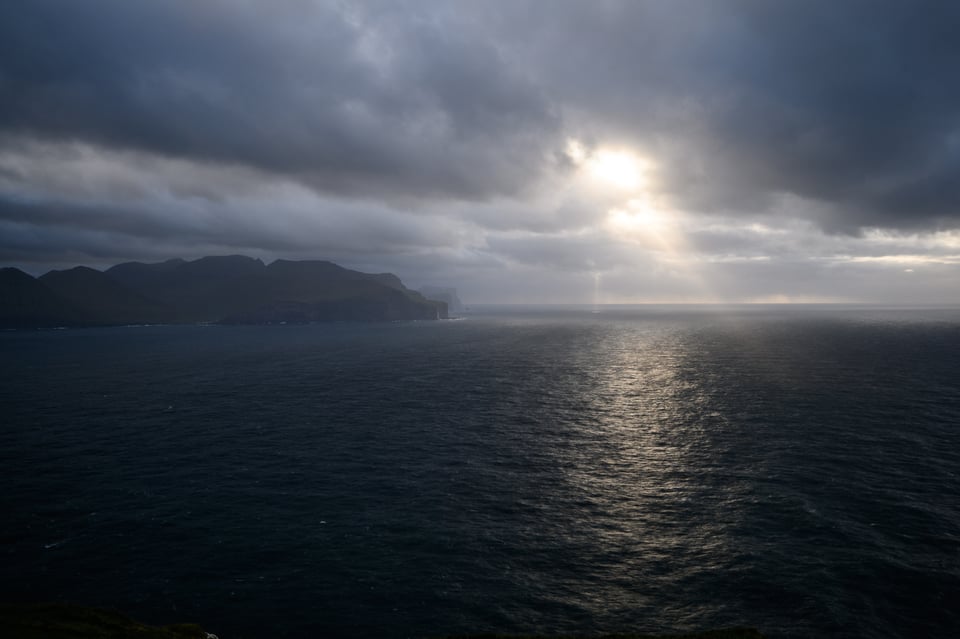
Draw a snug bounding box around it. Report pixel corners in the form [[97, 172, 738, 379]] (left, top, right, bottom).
[[0, 267, 87, 328], [263, 259, 422, 302], [105, 258, 186, 290], [216, 259, 445, 323], [108, 255, 268, 321], [1, 256, 447, 328], [39, 266, 173, 325]]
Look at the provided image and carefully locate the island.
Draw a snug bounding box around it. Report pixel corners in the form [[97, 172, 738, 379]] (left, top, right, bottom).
[[0, 256, 448, 328]]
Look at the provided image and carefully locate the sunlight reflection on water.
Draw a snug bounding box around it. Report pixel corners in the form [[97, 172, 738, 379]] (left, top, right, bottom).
[[1, 308, 959, 638]]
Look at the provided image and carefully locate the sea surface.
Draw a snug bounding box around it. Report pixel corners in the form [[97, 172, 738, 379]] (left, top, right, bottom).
[[1, 305, 958, 639]]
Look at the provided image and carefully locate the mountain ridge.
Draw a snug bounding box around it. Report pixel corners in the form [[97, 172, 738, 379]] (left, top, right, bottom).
[[1, 256, 447, 328]]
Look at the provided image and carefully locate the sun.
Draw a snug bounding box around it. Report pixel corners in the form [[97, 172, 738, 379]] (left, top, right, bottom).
[[588, 149, 642, 190], [564, 139, 645, 191]]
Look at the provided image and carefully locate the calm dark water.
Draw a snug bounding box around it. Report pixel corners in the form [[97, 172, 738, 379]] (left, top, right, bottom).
[[1, 306, 959, 638]]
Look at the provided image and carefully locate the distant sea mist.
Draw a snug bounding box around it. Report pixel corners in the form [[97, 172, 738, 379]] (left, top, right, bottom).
[[2, 306, 958, 638]]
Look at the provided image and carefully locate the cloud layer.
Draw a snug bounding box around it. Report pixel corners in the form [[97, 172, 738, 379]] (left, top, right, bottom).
[[2, 0, 960, 302]]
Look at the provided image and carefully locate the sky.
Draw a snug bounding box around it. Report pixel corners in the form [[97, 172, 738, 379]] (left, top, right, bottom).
[[2, 0, 960, 303]]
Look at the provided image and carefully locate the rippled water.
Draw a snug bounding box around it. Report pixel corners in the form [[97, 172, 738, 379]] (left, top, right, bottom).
[[1, 306, 959, 638]]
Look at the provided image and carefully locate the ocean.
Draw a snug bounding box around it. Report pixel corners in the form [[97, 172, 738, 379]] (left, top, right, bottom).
[[1, 305, 958, 638]]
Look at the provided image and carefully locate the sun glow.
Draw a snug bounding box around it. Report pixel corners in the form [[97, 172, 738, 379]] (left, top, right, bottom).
[[588, 150, 642, 190], [565, 139, 645, 191], [561, 138, 720, 302], [608, 198, 670, 234]]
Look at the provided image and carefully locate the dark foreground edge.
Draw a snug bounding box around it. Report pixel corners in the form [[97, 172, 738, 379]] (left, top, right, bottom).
[[445, 631, 764, 639], [0, 604, 210, 639], [1, 603, 764, 639]]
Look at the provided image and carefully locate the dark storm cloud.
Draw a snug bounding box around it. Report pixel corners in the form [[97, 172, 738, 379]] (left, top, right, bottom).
[[0, 194, 192, 239], [0, 185, 467, 267], [5, 0, 960, 229], [698, 1, 960, 230], [0, 0, 559, 200], [492, 0, 960, 230], [4, 0, 960, 302]]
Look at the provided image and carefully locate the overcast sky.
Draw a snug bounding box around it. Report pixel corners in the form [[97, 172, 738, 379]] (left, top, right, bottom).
[[3, 0, 960, 303]]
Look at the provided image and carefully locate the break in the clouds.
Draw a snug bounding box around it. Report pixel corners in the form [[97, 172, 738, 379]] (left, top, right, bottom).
[[2, 0, 960, 303]]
